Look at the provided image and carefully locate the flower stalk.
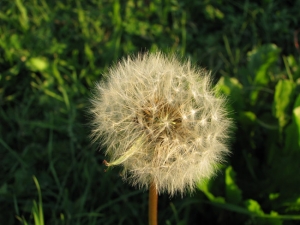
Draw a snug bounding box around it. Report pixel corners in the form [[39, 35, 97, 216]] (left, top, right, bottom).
[[149, 182, 158, 225], [90, 51, 233, 223]]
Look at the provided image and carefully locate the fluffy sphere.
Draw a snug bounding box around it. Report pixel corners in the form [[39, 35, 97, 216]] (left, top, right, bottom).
[[90, 52, 232, 196]]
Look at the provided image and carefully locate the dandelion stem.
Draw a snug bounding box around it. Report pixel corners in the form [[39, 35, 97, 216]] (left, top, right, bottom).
[[149, 181, 158, 225]]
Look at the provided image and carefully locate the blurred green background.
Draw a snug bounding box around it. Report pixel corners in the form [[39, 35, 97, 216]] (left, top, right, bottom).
[[1, 0, 300, 224]]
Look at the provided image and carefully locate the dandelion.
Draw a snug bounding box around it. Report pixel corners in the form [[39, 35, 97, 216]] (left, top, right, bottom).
[[90, 52, 233, 224]]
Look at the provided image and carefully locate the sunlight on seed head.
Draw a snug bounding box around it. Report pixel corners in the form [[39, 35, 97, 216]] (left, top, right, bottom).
[[90, 52, 233, 196]]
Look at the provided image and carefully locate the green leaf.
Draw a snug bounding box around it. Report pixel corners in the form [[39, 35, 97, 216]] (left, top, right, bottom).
[[244, 200, 283, 225], [294, 94, 300, 108], [245, 199, 264, 216], [26, 57, 49, 72], [285, 55, 300, 80], [32, 176, 44, 225], [197, 181, 225, 203], [272, 79, 295, 129], [248, 44, 281, 85], [238, 111, 256, 127], [284, 123, 300, 152], [15, 0, 29, 31], [225, 166, 242, 204], [216, 76, 244, 111], [293, 107, 300, 148], [247, 44, 281, 104], [285, 95, 300, 151], [269, 211, 284, 225]]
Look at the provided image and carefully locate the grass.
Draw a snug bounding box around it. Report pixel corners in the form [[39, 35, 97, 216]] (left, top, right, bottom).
[[1, 0, 300, 224]]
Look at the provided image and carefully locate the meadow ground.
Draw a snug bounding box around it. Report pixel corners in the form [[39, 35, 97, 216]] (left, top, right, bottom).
[[1, 0, 300, 224]]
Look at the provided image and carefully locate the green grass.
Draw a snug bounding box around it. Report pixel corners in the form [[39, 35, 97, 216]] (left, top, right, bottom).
[[1, 0, 300, 224]]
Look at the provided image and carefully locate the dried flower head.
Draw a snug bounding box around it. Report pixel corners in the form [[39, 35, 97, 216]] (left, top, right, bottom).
[[90, 52, 232, 196]]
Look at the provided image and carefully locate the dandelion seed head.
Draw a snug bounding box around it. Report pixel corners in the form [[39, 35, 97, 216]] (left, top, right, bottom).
[[90, 52, 233, 196]]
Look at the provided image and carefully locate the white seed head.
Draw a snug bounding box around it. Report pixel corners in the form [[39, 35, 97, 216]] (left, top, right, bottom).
[[90, 52, 233, 196]]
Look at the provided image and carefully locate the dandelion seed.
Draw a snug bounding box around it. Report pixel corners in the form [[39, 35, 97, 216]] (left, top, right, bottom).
[[90, 52, 233, 196]]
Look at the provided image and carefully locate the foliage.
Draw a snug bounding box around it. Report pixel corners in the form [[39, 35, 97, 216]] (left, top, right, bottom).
[[0, 0, 300, 224]]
